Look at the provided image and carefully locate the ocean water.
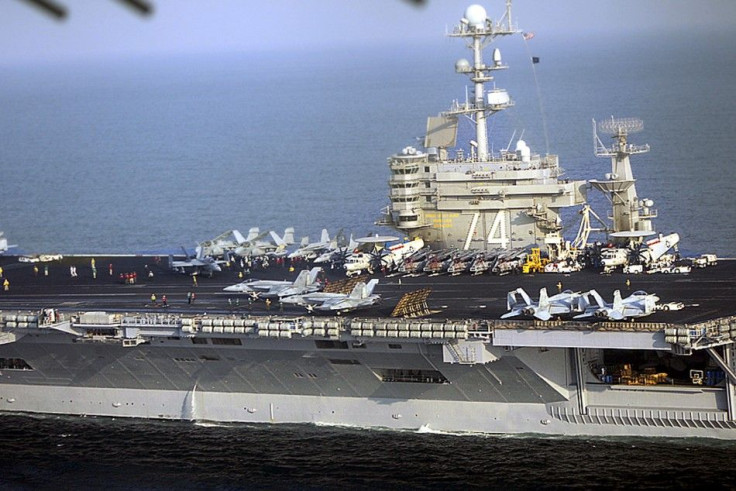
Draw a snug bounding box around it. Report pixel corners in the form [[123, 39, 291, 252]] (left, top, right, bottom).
[[2, 28, 736, 489], [1, 414, 735, 490]]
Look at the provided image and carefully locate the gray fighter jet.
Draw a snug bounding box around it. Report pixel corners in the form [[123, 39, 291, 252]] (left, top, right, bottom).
[[501, 287, 582, 321], [281, 278, 380, 313], [574, 289, 659, 320], [223, 267, 323, 300]]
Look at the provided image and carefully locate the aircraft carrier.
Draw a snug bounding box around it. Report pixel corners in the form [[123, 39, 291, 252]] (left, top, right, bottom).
[[2, 3, 736, 439]]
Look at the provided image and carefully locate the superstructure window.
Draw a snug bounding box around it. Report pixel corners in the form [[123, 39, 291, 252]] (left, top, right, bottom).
[[329, 359, 361, 365], [315, 340, 349, 349], [376, 368, 448, 384], [211, 338, 242, 346], [0, 358, 33, 370]]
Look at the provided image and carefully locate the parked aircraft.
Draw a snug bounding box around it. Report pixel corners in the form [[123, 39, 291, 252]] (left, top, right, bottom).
[[574, 289, 659, 320], [313, 234, 359, 266], [288, 229, 333, 260], [398, 247, 430, 275], [233, 227, 295, 258], [281, 278, 380, 313], [169, 246, 224, 277], [501, 287, 582, 321], [344, 236, 424, 276], [223, 267, 323, 299], [198, 230, 244, 259]]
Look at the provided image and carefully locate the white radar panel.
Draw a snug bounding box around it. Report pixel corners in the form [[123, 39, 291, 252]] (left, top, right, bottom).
[[598, 117, 644, 135], [610, 231, 656, 238]]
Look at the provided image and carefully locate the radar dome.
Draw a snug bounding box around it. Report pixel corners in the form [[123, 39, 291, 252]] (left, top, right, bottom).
[[455, 58, 471, 73], [464, 5, 487, 28]]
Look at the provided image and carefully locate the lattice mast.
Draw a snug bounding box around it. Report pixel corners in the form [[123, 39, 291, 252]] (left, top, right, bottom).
[[590, 117, 656, 235]]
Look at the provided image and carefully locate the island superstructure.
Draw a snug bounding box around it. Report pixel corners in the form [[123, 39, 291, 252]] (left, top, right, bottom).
[[379, 2, 586, 251]]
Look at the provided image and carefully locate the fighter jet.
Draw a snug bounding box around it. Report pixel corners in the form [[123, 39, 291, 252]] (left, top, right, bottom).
[[169, 246, 224, 277], [574, 289, 659, 320], [281, 278, 380, 313], [223, 267, 323, 299], [288, 229, 333, 260], [197, 230, 244, 259], [233, 227, 295, 258], [313, 234, 359, 267], [501, 287, 582, 321]]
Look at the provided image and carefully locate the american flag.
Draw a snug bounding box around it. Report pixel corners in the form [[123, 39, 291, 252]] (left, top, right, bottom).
[[522, 31, 535, 41]]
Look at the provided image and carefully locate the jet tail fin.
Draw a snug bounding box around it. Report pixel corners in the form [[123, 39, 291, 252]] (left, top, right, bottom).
[[590, 289, 607, 308], [320, 229, 330, 244], [506, 289, 521, 310], [350, 279, 379, 299], [534, 287, 552, 320], [363, 278, 379, 297], [270, 230, 285, 247], [282, 227, 295, 245], [517, 288, 532, 307], [348, 281, 366, 299], [538, 288, 549, 310], [233, 230, 247, 245], [612, 290, 623, 311], [347, 235, 358, 250], [245, 227, 260, 242], [308, 267, 322, 285], [292, 269, 309, 287]]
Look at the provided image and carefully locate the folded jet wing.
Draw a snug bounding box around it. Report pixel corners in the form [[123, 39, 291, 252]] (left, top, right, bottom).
[[288, 229, 333, 260], [574, 289, 659, 320], [501, 287, 581, 321], [234, 227, 295, 257]]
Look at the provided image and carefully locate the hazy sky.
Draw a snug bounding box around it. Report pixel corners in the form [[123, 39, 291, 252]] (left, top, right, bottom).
[[2, 0, 735, 64]]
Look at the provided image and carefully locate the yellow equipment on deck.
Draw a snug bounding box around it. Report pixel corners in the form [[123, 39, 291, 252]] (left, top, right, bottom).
[[522, 248, 548, 273]]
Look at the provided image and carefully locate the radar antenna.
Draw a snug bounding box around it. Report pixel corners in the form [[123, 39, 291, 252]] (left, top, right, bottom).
[[589, 116, 656, 237], [594, 117, 649, 157]]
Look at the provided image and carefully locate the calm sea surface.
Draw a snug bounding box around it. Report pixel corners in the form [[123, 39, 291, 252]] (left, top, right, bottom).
[[1, 29, 736, 489]]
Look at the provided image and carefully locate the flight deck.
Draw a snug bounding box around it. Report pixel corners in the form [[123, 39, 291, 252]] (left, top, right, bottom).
[[1, 253, 734, 327]]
